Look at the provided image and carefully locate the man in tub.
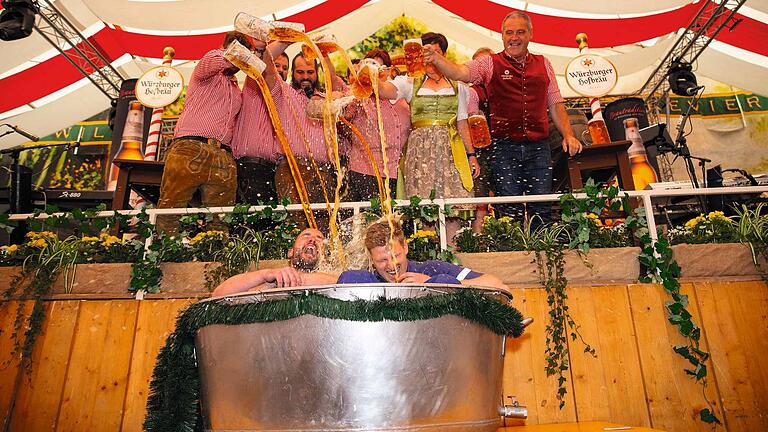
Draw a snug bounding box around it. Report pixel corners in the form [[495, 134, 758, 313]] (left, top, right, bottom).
[[212, 228, 337, 296], [337, 220, 508, 290]]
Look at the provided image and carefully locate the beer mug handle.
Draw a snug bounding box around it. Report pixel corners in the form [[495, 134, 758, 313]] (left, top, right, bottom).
[[581, 129, 592, 146]]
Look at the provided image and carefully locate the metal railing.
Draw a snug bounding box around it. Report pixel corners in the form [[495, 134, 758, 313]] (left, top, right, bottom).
[[7, 186, 768, 251]]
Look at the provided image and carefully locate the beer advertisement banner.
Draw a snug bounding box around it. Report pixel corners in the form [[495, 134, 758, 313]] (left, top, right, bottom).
[[0, 119, 112, 191]]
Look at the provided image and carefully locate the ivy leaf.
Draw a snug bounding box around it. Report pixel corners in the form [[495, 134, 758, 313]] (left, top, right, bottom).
[[700, 409, 721, 424]]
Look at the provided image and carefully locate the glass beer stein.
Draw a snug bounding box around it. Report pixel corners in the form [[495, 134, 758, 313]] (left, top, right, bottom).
[[468, 111, 492, 149], [351, 59, 385, 99], [223, 39, 267, 79], [233, 12, 270, 41], [268, 21, 306, 42], [403, 38, 425, 77], [302, 34, 339, 60], [585, 118, 611, 145]]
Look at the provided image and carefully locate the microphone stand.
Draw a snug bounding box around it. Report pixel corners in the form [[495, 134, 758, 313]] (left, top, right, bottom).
[[668, 89, 709, 212]]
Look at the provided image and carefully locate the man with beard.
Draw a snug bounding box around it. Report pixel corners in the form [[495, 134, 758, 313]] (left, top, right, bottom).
[[337, 221, 508, 291], [264, 41, 347, 229], [423, 12, 582, 225], [211, 228, 337, 296]]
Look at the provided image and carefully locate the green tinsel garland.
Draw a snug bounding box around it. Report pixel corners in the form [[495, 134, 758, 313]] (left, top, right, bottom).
[[144, 290, 525, 432]]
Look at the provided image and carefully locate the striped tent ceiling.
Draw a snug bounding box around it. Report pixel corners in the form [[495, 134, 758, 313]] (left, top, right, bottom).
[[1, 0, 766, 148]]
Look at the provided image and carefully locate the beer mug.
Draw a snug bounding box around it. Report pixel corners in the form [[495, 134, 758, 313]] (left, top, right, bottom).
[[350, 58, 383, 99], [268, 21, 306, 42], [223, 39, 267, 79], [468, 111, 492, 149], [233, 12, 270, 41], [302, 33, 339, 60], [581, 118, 611, 146], [403, 38, 425, 77]]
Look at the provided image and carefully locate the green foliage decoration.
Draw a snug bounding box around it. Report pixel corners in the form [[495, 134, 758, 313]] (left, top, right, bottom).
[[144, 290, 525, 432], [638, 231, 721, 425]]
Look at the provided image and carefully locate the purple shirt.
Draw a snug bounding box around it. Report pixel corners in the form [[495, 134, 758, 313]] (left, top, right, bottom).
[[337, 260, 481, 284]]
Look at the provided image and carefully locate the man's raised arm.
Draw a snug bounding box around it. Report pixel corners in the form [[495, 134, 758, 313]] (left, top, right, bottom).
[[423, 46, 472, 82]]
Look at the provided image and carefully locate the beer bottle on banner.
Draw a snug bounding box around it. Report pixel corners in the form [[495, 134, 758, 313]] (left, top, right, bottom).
[[108, 100, 146, 189], [624, 117, 658, 190]]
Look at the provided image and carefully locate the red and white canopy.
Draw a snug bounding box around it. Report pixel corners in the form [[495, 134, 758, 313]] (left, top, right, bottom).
[[1, 0, 766, 148]]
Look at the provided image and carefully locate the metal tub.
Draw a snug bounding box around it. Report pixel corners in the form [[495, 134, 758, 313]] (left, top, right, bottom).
[[195, 284, 511, 432]]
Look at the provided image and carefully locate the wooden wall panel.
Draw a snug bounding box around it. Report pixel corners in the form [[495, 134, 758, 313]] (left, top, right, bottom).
[[55, 301, 139, 432], [121, 299, 195, 431], [503, 288, 577, 426], [694, 281, 768, 431], [0, 301, 31, 425], [566, 285, 651, 427], [2, 279, 766, 431], [628, 283, 726, 432], [9, 301, 81, 431]]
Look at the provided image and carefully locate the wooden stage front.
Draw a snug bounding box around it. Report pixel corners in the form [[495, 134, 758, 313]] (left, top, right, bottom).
[[1, 256, 767, 431]]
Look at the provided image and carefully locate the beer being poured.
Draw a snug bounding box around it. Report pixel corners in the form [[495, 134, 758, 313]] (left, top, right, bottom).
[[302, 33, 360, 86]]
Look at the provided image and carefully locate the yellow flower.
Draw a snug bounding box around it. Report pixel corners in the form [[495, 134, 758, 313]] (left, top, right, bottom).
[[189, 230, 226, 246], [26, 231, 57, 241], [585, 213, 599, 220], [29, 239, 47, 248], [684, 215, 705, 230], [6, 244, 18, 254], [81, 236, 100, 243], [101, 235, 122, 247], [707, 211, 729, 221], [498, 216, 513, 224]]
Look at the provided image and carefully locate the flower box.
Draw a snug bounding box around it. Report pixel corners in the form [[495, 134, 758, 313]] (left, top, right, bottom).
[[672, 243, 767, 278], [457, 247, 641, 287], [51, 263, 133, 295]]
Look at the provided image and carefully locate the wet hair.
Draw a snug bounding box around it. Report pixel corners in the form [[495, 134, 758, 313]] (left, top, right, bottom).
[[364, 49, 392, 67], [473, 47, 494, 59], [421, 32, 448, 54], [223, 31, 252, 50], [365, 221, 405, 251], [277, 52, 289, 62], [502, 11, 533, 31]]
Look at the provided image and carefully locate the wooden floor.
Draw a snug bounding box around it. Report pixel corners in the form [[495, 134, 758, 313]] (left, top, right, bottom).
[[499, 422, 665, 431]]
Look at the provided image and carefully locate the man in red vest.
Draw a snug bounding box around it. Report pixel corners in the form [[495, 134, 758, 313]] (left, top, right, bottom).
[[424, 11, 582, 224]]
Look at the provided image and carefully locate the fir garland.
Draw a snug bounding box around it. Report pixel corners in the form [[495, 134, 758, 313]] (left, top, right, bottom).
[[144, 290, 525, 432]]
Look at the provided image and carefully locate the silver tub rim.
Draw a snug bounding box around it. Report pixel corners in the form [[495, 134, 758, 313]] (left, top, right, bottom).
[[202, 282, 514, 304]]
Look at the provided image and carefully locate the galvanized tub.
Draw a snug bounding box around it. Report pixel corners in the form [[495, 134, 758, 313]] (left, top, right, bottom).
[[195, 284, 511, 432]]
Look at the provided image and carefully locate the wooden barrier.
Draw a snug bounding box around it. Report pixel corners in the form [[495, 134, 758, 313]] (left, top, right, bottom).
[[1, 266, 767, 431]]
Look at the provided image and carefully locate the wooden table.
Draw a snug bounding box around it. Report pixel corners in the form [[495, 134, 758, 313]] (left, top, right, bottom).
[[111, 159, 165, 210], [553, 140, 635, 192]]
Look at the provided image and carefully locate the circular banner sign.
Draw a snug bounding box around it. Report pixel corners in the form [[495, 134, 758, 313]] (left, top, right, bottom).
[[565, 54, 618, 97], [134, 66, 184, 108]]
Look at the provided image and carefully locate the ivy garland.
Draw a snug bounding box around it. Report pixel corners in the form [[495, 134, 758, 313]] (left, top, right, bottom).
[[144, 290, 525, 432], [638, 230, 721, 425]]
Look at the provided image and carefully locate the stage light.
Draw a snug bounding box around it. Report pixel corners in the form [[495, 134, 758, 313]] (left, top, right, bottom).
[[0, 0, 37, 42], [667, 61, 701, 96]]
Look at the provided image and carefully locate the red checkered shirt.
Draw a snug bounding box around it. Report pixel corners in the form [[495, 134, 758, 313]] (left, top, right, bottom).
[[347, 97, 410, 178], [174, 49, 242, 145], [466, 53, 563, 107], [231, 77, 279, 161]]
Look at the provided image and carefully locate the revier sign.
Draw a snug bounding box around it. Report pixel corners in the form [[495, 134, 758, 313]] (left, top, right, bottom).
[[134, 66, 184, 108], [565, 54, 618, 98]]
